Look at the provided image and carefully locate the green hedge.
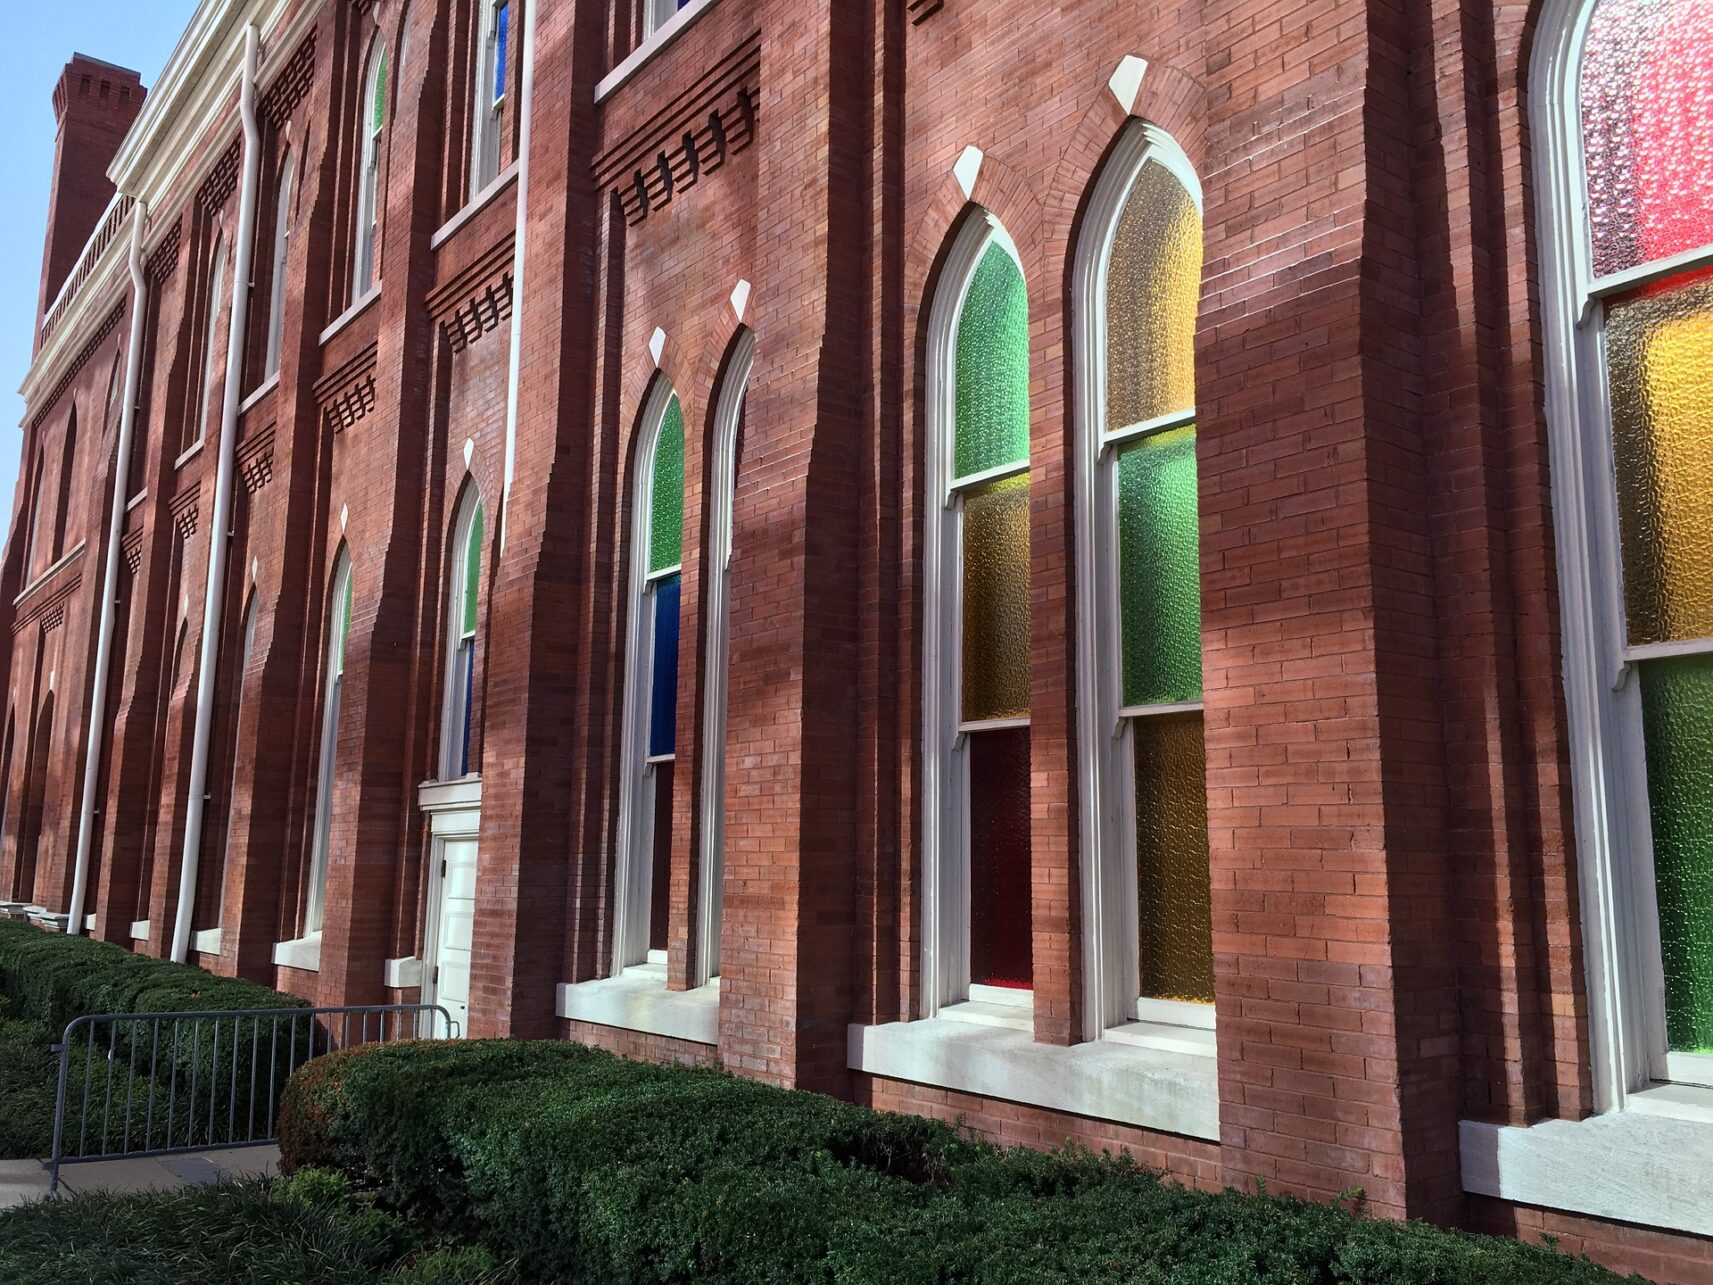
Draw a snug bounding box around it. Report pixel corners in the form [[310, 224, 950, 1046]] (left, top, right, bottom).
[[0, 921, 311, 1157], [0, 919, 302, 1034], [280, 1040, 1637, 1285]]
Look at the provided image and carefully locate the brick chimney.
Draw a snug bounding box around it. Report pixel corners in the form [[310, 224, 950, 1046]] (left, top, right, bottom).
[[36, 54, 146, 346]]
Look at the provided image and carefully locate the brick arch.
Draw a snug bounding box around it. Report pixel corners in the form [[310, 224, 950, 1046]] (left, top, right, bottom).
[[1039, 57, 1209, 278]]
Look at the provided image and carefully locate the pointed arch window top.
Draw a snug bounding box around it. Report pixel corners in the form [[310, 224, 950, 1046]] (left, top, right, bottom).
[[648, 395, 685, 575], [1105, 160, 1202, 435], [954, 239, 1029, 482], [463, 504, 485, 635]]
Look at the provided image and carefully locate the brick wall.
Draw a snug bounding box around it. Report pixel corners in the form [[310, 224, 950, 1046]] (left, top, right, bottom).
[[2, 0, 1709, 1278]]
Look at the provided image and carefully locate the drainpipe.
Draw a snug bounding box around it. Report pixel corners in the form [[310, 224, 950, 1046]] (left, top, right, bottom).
[[65, 202, 150, 937], [499, 0, 538, 552], [171, 25, 262, 963]]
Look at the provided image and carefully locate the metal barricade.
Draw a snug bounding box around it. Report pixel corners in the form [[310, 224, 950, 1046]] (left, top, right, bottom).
[[49, 1003, 457, 1194]]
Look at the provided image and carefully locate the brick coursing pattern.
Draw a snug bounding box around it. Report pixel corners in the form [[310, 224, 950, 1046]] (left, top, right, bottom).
[[0, 0, 1704, 1277]]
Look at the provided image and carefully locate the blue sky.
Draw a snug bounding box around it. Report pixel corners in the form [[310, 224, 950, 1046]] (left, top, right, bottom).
[[0, 4, 196, 539]]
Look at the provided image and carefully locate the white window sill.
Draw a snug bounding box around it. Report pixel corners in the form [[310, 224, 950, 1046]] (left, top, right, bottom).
[[240, 374, 279, 414], [319, 286, 382, 346], [191, 927, 222, 956], [174, 438, 204, 470], [129, 918, 150, 941], [595, 0, 727, 103], [555, 965, 719, 1046], [1461, 1085, 1713, 1238], [13, 541, 87, 607], [848, 1017, 1219, 1141], [432, 163, 519, 249], [384, 955, 424, 989], [272, 933, 323, 972]]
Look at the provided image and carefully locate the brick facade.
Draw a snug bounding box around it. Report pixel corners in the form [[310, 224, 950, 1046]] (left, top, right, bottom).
[[2, 1, 1708, 1279]]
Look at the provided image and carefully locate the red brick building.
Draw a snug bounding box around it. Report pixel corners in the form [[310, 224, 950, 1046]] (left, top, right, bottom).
[[3, 0, 1712, 1276]]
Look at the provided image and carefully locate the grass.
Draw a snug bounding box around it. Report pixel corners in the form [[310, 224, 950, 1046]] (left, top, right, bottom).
[[0, 1169, 514, 1285]]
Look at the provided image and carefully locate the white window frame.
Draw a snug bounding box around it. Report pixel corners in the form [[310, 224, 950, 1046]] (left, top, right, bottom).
[[694, 332, 751, 988], [1070, 123, 1213, 1043], [264, 151, 295, 380], [439, 486, 484, 781], [305, 552, 352, 935], [353, 46, 387, 301], [1531, 0, 1713, 1106], [613, 382, 681, 974], [471, 0, 509, 192], [922, 211, 1031, 1018], [195, 234, 227, 448]]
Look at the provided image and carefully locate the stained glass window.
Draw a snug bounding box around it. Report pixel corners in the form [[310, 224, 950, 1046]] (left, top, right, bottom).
[[1100, 151, 1210, 1014], [1580, 0, 1713, 277], [1577, 0, 1713, 1059], [446, 500, 484, 780], [952, 229, 1032, 991]]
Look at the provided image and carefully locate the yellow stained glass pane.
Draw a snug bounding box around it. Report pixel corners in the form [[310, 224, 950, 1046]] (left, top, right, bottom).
[[962, 474, 1030, 723], [1134, 712, 1213, 1004], [1608, 270, 1713, 645], [1106, 161, 1202, 431]]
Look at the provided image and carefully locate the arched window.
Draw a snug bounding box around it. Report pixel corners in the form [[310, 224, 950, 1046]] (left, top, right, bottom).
[[215, 594, 258, 931], [696, 334, 751, 985], [924, 213, 1032, 1014], [441, 488, 485, 780], [51, 409, 77, 561], [615, 387, 683, 971], [23, 453, 45, 580], [1074, 126, 1211, 1041], [196, 233, 227, 446], [264, 150, 295, 380], [16, 695, 53, 903], [305, 551, 353, 934], [353, 45, 389, 299], [472, 0, 510, 190], [105, 354, 123, 431], [1535, 0, 1713, 1099]]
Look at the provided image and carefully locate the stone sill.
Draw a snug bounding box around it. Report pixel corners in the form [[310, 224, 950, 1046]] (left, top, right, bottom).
[[432, 164, 519, 250], [271, 934, 322, 973], [1461, 1084, 1713, 1238], [191, 927, 222, 957], [848, 1018, 1219, 1141], [556, 965, 719, 1046]]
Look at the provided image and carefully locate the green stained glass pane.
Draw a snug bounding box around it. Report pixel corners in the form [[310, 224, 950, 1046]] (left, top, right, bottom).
[[371, 51, 388, 134], [463, 506, 484, 636], [1118, 426, 1202, 706], [954, 242, 1029, 480], [1640, 653, 1713, 1053], [961, 474, 1030, 723], [1134, 712, 1213, 1004], [649, 396, 684, 574], [1106, 160, 1202, 430]]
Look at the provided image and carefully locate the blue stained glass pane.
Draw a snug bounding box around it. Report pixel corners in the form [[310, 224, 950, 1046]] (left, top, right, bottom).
[[494, 4, 509, 101], [649, 575, 681, 758]]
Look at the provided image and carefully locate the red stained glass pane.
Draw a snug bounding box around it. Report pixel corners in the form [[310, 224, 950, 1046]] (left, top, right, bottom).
[[1581, 0, 1713, 275], [968, 726, 1032, 989], [649, 760, 674, 954]]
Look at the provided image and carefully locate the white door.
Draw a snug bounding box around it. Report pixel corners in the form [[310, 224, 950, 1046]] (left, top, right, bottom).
[[430, 838, 478, 1036]]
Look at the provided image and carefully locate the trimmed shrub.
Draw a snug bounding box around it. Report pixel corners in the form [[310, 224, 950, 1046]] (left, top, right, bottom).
[[0, 920, 310, 1158], [282, 1039, 1640, 1284], [0, 1174, 517, 1284]]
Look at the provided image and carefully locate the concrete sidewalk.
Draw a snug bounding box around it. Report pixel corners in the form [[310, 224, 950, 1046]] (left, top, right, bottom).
[[0, 1144, 279, 1208]]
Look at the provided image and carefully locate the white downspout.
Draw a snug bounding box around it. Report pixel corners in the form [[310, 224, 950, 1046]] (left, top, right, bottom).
[[171, 26, 262, 963], [65, 203, 150, 937], [499, 0, 537, 553]]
